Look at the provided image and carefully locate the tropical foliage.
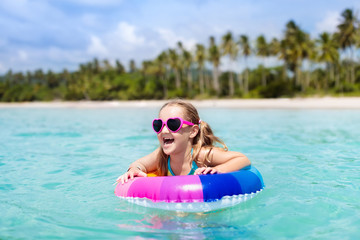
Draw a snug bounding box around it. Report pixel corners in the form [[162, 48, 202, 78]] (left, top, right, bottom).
[[1, 8, 360, 101]]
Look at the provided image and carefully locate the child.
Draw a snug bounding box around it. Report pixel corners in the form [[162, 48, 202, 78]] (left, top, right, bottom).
[[116, 99, 250, 184]]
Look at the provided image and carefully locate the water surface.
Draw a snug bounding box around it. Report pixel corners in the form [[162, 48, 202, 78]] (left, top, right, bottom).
[[0, 107, 359, 239]]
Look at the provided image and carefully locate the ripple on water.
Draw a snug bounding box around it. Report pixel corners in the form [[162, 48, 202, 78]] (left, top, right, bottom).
[[0, 184, 16, 191], [41, 182, 63, 190], [14, 132, 82, 138]]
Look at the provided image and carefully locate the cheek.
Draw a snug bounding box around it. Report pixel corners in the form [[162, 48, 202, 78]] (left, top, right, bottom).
[[174, 131, 191, 142]]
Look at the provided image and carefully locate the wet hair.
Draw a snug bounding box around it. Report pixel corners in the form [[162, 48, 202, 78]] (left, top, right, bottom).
[[156, 99, 228, 176]]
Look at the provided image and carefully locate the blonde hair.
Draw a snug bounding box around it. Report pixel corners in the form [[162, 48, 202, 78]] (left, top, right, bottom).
[[156, 99, 228, 176]]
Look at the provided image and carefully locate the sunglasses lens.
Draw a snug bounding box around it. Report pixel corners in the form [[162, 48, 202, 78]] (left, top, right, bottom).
[[167, 118, 181, 132], [153, 120, 163, 133]]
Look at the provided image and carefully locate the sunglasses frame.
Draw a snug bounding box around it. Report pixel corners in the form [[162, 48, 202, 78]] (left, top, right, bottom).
[[152, 117, 195, 133]]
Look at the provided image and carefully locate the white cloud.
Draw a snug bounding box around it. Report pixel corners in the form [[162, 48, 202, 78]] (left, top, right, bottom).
[[87, 35, 108, 56], [315, 11, 341, 35], [112, 22, 145, 47], [86, 21, 146, 57], [156, 28, 197, 50]]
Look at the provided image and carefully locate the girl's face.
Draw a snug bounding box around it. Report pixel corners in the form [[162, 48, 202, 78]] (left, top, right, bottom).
[[157, 106, 198, 155]]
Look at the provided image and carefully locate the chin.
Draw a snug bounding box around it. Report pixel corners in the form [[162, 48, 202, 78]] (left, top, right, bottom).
[[162, 144, 174, 155]]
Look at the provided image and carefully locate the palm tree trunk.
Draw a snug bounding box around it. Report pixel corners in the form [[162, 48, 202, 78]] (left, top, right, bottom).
[[282, 63, 287, 81], [213, 66, 220, 95], [199, 68, 204, 94], [237, 73, 243, 92], [205, 70, 211, 93], [330, 63, 334, 84], [335, 64, 340, 88], [162, 74, 168, 99], [175, 69, 181, 89], [244, 69, 249, 94], [262, 59, 267, 86], [325, 63, 329, 91], [261, 67, 266, 86], [350, 48, 355, 84], [305, 68, 311, 91], [229, 71, 234, 96], [187, 68, 192, 93], [296, 60, 302, 86], [351, 63, 355, 85]]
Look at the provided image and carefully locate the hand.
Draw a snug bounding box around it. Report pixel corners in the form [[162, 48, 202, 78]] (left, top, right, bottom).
[[116, 167, 147, 184], [194, 167, 219, 175]]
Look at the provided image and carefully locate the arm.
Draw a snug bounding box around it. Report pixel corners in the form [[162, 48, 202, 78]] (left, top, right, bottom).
[[116, 147, 160, 184], [195, 147, 251, 175]]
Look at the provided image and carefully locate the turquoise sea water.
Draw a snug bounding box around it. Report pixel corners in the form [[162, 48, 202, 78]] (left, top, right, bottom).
[[0, 106, 359, 239]]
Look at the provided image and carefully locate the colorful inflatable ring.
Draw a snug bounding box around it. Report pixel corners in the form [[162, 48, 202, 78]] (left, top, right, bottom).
[[115, 166, 264, 212]]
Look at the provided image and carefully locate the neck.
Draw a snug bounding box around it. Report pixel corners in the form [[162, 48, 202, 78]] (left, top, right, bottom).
[[169, 144, 193, 175]]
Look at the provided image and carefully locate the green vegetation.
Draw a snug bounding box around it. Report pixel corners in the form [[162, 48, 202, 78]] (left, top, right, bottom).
[[1, 8, 360, 101]]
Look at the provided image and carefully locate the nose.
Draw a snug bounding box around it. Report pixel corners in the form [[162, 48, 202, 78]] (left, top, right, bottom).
[[161, 124, 170, 133]]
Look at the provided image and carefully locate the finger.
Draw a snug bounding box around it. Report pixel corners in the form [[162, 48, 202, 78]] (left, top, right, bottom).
[[210, 168, 217, 174], [203, 168, 212, 175], [125, 173, 130, 183], [130, 172, 135, 180], [195, 168, 206, 175], [137, 171, 147, 177]]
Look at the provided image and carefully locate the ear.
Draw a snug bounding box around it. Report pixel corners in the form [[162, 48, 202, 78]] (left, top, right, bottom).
[[189, 125, 199, 139]]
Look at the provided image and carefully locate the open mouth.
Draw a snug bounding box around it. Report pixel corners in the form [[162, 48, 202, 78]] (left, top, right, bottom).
[[163, 138, 174, 145]]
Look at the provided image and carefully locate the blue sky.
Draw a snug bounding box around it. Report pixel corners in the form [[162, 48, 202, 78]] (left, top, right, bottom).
[[0, 0, 359, 74]]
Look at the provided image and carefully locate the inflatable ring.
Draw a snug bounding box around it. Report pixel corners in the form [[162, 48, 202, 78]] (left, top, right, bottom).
[[115, 166, 264, 212]]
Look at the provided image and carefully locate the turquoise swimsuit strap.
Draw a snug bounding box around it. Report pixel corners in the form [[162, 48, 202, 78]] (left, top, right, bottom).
[[167, 149, 198, 176]]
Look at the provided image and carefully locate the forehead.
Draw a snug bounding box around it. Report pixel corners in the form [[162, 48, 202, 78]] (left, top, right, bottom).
[[159, 105, 185, 119]]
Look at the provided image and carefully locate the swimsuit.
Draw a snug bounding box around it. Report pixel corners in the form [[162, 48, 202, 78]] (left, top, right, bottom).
[[167, 149, 198, 176]]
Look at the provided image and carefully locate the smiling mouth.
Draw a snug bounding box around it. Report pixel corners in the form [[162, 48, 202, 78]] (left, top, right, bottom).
[[163, 138, 174, 145]]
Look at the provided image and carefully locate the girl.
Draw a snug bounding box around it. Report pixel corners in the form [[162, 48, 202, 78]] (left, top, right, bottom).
[[116, 100, 250, 184]]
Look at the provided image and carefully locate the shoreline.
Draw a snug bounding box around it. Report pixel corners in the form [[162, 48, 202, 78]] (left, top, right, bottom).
[[0, 97, 360, 109]]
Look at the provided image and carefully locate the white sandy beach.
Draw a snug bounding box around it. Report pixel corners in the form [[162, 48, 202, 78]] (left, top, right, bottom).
[[0, 97, 360, 109]]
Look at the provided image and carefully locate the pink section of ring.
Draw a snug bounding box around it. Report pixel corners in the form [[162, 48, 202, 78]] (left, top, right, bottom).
[[114, 175, 204, 203]]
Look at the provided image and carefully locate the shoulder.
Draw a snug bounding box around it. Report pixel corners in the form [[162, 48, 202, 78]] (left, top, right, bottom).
[[197, 146, 227, 167]]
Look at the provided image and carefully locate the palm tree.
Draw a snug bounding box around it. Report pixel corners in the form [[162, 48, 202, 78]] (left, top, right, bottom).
[[155, 52, 169, 98], [195, 44, 206, 94], [178, 42, 193, 93], [337, 8, 358, 84], [303, 38, 317, 91], [256, 35, 269, 86], [269, 38, 280, 56], [103, 59, 113, 71], [145, 52, 168, 98], [238, 35, 251, 94], [168, 48, 181, 89], [141, 60, 151, 79], [281, 20, 309, 87], [93, 58, 101, 74], [116, 60, 125, 74], [208, 36, 221, 95], [221, 31, 238, 96], [317, 32, 339, 89], [129, 59, 136, 73], [183, 49, 193, 93]]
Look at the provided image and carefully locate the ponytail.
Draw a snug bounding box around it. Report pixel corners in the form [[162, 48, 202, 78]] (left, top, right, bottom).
[[192, 120, 228, 167]]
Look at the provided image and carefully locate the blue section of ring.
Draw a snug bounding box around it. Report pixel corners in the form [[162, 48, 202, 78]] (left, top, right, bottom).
[[247, 165, 265, 188], [199, 166, 264, 202], [199, 173, 241, 202]]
